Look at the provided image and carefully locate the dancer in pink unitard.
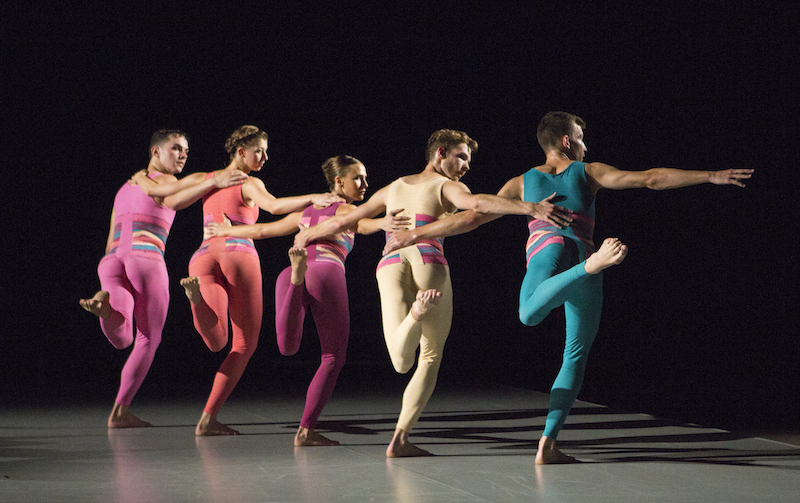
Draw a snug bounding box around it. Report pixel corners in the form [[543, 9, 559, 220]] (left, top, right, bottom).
[[180, 126, 344, 436], [205, 155, 406, 445], [80, 130, 248, 428]]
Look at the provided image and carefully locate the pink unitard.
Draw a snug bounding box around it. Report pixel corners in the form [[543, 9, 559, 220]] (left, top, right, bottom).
[[275, 203, 354, 429], [97, 173, 176, 406], [188, 173, 261, 416]]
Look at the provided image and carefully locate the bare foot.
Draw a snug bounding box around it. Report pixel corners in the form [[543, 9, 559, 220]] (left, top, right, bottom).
[[386, 428, 433, 458], [196, 412, 240, 436], [410, 289, 441, 322], [80, 290, 111, 319], [180, 276, 202, 305], [288, 246, 308, 286], [535, 436, 579, 465], [584, 237, 628, 275], [108, 403, 152, 429], [294, 426, 340, 446]]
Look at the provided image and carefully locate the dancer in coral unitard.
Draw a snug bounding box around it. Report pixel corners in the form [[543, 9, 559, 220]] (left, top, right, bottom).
[[180, 126, 343, 436]]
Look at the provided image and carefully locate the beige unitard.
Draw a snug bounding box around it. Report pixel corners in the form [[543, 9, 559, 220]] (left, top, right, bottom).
[[376, 176, 455, 432]]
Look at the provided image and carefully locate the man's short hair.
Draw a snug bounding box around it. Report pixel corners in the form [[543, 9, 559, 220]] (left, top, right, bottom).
[[537, 112, 585, 151], [425, 129, 478, 162]]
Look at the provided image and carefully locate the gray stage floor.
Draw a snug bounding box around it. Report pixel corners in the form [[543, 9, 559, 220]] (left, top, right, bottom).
[[2, 386, 799, 502]]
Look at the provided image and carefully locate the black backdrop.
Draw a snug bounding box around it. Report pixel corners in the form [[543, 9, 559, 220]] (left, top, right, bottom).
[[3, 3, 796, 433]]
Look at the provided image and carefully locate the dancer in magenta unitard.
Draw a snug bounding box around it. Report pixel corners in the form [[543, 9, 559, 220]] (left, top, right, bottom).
[[80, 130, 247, 428], [206, 155, 405, 445], [180, 126, 344, 436]]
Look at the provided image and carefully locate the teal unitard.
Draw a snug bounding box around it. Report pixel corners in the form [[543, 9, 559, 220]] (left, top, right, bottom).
[[521, 162, 601, 439]]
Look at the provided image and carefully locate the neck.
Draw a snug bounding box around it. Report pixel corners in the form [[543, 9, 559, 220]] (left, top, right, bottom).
[[147, 158, 166, 174]]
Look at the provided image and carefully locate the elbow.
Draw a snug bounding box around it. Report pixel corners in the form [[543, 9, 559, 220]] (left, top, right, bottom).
[[467, 194, 490, 213], [644, 171, 667, 190]]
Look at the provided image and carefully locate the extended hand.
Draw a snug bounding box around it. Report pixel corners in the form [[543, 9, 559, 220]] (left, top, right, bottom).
[[127, 170, 147, 185], [311, 192, 346, 207], [293, 224, 311, 248], [382, 208, 411, 232], [532, 192, 573, 228], [709, 169, 754, 187], [214, 169, 249, 188], [203, 214, 232, 239], [382, 229, 415, 255]]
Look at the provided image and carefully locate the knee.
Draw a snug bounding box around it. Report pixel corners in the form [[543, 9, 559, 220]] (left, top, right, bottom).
[[278, 341, 300, 356], [321, 352, 346, 371], [391, 355, 415, 375], [519, 308, 544, 327]]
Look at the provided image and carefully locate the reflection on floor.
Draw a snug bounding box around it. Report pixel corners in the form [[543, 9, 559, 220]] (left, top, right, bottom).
[[2, 386, 800, 502]]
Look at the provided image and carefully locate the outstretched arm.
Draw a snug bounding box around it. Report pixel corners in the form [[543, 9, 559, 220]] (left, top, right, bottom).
[[242, 177, 344, 215], [205, 212, 303, 240], [161, 170, 249, 210], [585, 162, 754, 192], [356, 209, 412, 235], [383, 175, 570, 254], [294, 186, 389, 246]]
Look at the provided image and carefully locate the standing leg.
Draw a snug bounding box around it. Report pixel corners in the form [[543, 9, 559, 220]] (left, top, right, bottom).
[[197, 252, 262, 436], [535, 238, 627, 464], [380, 260, 452, 457], [109, 255, 169, 428], [295, 262, 349, 446]]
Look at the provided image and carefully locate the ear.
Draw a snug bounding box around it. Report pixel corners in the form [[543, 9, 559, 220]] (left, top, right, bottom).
[[237, 146, 246, 158], [150, 145, 160, 158], [561, 135, 571, 149], [437, 146, 447, 159]]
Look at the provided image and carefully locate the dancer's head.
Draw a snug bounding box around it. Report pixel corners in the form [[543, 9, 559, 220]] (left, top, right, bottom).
[[537, 112, 587, 161], [225, 126, 269, 172], [426, 129, 477, 182], [322, 155, 368, 203], [149, 129, 189, 174]]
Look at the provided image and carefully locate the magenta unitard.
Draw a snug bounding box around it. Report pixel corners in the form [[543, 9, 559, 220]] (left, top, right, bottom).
[[188, 173, 261, 416], [275, 203, 354, 429], [97, 173, 176, 406]]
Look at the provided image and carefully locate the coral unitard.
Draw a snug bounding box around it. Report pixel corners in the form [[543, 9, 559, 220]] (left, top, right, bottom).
[[96, 173, 176, 406], [521, 162, 602, 439], [188, 174, 261, 416], [275, 203, 353, 429]]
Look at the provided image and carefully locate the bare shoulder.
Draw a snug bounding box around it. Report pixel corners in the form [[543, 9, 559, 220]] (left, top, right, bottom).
[[152, 173, 179, 184], [334, 203, 358, 216], [498, 174, 524, 199]]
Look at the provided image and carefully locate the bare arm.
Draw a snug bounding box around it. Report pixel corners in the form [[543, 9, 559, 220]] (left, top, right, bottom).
[[356, 209, 411, 235], [205, 212, 303, 240], [585, 162, 754, 192], [442, 179, 536, 215], [382, 175, 572, 254], [242, 177, 344, 215], [294, 186, 389, 246], [133, 171, 204, 198], [161, 170, 249, 211]]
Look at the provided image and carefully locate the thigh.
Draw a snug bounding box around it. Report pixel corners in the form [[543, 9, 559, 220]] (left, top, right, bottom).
[[414, 265, 453, 358], [219, 252, 263, 338], [98, 254, 134, 316]]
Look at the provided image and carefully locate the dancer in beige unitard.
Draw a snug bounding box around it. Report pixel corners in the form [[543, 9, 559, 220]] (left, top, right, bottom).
[[294, 129, 570, 457]]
